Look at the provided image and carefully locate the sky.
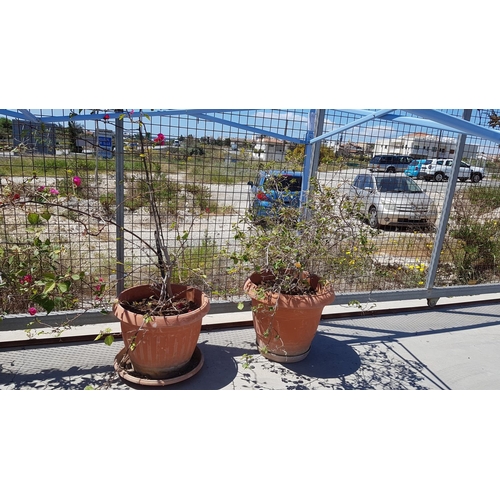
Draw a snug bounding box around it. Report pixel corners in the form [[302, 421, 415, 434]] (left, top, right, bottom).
[[4, 108, 500, 156]]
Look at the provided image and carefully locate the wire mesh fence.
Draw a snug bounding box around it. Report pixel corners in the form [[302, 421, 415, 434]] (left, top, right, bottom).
[[318, 109, 500, 296], [1, 109, 500, 318]]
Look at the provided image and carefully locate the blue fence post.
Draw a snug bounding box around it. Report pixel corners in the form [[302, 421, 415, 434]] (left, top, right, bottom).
[[114, 114, 125, 296], [424, 109, 472, 305]]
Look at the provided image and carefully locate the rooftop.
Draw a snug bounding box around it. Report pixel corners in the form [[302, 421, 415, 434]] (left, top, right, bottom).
[[1, 294, 499, 390]]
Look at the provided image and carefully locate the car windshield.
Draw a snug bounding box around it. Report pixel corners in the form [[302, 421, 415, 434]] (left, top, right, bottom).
[[263, 174, 302, 192], [376, 177, 422, 193]]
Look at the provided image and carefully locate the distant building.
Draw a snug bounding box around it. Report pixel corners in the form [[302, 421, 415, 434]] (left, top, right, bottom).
[[12, 119, 56, 154], [76, 130, 97, 152], [336, 141, 365, 156], [373, 133, 479, 160], [252, 136, 290, 162]]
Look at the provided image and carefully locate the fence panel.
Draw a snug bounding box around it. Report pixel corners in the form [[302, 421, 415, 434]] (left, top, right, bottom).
[[1, 109, 499, 320], [318, 109, 500, 305]]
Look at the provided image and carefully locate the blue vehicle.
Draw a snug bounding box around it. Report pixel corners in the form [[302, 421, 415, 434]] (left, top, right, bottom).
[[248, 170, 303, 219], [405, 159, 430, 178]]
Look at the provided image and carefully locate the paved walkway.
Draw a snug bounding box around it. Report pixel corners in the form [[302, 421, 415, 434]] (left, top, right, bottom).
[[1, 296, 499, 389]]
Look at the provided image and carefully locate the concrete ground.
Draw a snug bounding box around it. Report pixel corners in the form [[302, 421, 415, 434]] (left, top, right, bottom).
[[1, 294, 499, 390]]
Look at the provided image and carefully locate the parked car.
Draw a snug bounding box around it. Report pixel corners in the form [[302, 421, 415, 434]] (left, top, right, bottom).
[[458, 162, 485, 183], [417, 159, 485, 183], [248, 170, 303, 219], [368, 155, 414, 173], [405, 159, 431, 178], [348, 172, 437, 229]]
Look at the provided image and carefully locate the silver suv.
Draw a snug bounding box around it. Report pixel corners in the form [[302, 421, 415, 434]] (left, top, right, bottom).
[[349, 172, 437, 229], [417, 159, 485, 183], [368, 155, 414, 173]]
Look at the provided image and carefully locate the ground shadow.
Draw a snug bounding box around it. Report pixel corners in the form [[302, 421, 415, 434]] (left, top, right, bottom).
[[254, 331, 436, 389], [0, 364, 118, 390], [117, 341, 254, 390], [278, 332, 362, 380]]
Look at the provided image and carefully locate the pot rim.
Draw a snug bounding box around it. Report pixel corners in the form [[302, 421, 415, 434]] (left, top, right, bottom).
[[243, 273, 335, 308], [113, 283, 210, 324]]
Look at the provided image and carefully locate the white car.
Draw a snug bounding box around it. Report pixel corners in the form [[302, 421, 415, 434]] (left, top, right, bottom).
[[417, 159, 485, 183], [349, 172, 437, 229]]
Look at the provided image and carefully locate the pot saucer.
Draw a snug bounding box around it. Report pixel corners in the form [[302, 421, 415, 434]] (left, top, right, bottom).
[[114, 346, 204, 386]]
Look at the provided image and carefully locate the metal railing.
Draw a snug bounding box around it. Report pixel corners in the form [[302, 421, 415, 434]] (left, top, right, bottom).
[[1, 108, 500, 328]]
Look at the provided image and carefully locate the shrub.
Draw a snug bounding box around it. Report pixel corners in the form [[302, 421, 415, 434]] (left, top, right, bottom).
[[0, 237, 85, 315], [444, 187, 500, 284]]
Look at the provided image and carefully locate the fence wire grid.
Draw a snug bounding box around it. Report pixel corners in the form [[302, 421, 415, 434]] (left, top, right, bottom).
[[1, 109, 500, 318]]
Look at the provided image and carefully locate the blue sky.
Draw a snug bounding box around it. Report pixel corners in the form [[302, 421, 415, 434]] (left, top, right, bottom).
[[5, 108, 500, 155]]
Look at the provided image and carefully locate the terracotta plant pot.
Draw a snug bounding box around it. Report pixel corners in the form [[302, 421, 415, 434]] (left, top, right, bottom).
[[243, 272, 335, 362], [113, 284, 210, 379]]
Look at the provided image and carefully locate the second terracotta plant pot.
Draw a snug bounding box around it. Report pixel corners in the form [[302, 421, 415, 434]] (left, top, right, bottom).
[[243, 272, 335, 362]]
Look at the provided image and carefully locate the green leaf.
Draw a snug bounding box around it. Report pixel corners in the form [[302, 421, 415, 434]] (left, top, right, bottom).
[[104, 334, 114, 346], [57, 281, 70, 293], [43, 282, 56, 295], [27, 213, 40, 225], [34, 296, 55, 314], [40, 211, 52, 221], [237, 302, 244, 311], [84, 385, 95, 390]]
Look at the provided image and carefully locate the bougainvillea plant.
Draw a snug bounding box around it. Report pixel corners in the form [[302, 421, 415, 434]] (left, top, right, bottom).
[[1, 110, 206, 337], [0, 172, 108, 327]]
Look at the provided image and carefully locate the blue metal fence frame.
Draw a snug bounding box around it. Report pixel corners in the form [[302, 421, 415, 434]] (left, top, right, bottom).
[[2, 108, 500, 309]]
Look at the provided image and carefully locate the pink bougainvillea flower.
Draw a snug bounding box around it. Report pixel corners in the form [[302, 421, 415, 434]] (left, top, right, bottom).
[[12, 193, 20, 200], [130, 110, 134, 115], [28, 307, 37, 316], [50, 188, 59, 195], [73, 176, 82, 187], [37, 186, 46, 192], [154, 133, 165, 146], [20, 274, 33, 285], [103, 114, 110, 120]]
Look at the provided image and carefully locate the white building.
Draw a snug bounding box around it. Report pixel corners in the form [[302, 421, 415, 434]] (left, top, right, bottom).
[[252, 137, 289, 162], [373, 133, 479, 160]]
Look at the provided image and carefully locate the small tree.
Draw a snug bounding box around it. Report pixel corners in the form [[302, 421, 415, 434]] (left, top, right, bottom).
[[68, 120, 83, 153], [0, 117, 12, 140]]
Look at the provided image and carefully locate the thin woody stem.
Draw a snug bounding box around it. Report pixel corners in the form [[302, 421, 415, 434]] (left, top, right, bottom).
[[137, 121, 173, 299]]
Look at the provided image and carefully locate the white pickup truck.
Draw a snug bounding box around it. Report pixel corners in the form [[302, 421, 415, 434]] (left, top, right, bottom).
[[417, 159, 485, 183]]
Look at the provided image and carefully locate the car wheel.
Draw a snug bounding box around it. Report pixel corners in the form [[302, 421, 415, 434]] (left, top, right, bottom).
[[434, 172, 445, 182], [471, 173, 482, 183], [368, 207, 380, 229], [386, 167, 396, 173]]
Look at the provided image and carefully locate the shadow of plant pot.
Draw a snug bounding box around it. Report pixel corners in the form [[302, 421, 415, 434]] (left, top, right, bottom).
[[118, 342, 241, 390], [279, 332, 361, 379]]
